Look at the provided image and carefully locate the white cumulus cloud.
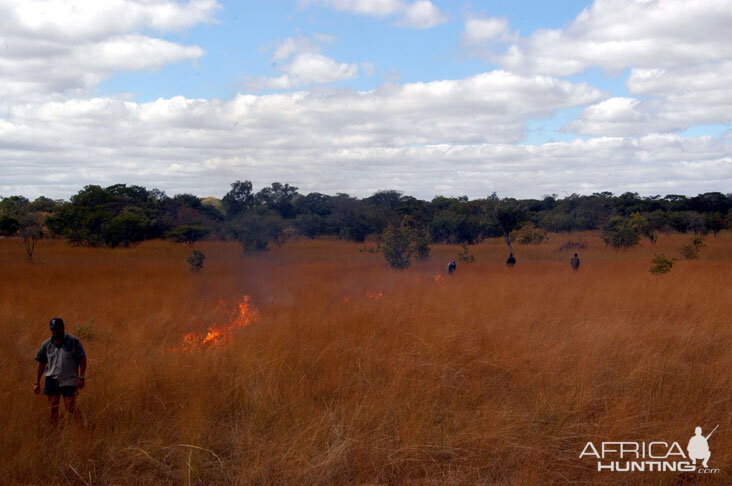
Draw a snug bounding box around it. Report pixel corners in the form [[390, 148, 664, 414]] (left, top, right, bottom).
[[0, 71, 614, 198], [300, 0, 446, 28], [491, 0, 732, 76], [462, 16, 515, 45], [249, 34, 360, 90], [471, 0, 732, 136], [0, 0, 219, 100]]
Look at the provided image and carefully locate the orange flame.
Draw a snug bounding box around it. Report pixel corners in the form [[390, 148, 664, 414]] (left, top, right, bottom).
[[176, 295, 259, 352], [364, 290, 383, 300]]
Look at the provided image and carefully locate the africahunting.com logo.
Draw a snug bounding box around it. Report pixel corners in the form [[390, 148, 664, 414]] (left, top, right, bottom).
[[579, 425, 720, 474]]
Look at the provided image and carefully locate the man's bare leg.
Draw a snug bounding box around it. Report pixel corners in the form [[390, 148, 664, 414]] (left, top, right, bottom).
[[62, 395, 82, 423], [48, 394, 60, 425]]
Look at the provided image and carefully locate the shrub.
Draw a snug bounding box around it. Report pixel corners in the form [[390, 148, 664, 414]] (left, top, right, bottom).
[[601, 214, 643, 249], [557, 240, 587, 252], [511, 222, 548, 244], [382, 224, 413, 269], [72, 320, 96, 340], [382, 217, 431, 269], [186, 250, 206, 271], [649, 253, 674, 275], [679, 236, 705, 260], [457, 244, 475, 263]]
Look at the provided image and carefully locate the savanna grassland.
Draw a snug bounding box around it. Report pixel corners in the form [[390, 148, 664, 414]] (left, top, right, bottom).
[[1, 232, 731, 485]]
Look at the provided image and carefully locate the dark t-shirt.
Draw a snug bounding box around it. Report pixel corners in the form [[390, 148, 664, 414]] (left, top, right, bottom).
[[34, 334, 86, 387]]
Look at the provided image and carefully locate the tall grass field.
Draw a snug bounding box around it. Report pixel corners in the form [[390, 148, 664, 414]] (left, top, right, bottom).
[[1, 232, 730, 484]]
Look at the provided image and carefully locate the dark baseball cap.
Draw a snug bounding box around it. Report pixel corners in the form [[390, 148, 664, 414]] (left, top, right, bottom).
[[49, 317, 65, 330]]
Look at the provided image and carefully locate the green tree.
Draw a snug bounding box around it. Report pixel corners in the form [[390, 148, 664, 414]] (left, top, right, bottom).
[[0, 215, 20, 236], [230, 208, 287, 251], [382, 223, 413, 269], [102, 210, 151, 247], [601, 215, 642, 249], [705, 212, 726, 236], [167, 225, 210, 245], [222, 180, 254, 217], [255, 182, 299, 218], [510, 222, 548, 244], [628, 212, 656, 244], [18, 212, 43, 261], [493, 199, 527, 253], [382, 217, 431, 269]]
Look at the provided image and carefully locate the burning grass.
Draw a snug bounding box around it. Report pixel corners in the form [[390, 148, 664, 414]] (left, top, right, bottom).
[[0, 232, 731, 484]]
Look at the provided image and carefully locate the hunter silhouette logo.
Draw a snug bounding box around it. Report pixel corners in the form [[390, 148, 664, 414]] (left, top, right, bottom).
[[579, 425, 720, 474], [688, 425, 717, 469]]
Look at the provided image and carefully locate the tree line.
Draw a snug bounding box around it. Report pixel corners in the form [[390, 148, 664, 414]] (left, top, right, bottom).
[[1, 183, 730, 255]]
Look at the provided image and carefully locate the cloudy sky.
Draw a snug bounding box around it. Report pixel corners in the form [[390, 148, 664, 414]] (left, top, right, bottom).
[[1, 0, 731, 200]]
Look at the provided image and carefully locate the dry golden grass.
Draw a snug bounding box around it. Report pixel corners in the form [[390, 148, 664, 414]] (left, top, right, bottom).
[[1, 232, 730, 484]]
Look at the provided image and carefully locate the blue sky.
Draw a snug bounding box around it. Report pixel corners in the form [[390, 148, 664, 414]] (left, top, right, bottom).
[[1, 0, 730, 200]]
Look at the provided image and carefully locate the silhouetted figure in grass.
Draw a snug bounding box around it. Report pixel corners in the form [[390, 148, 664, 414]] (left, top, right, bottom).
[[570, 253, 580, 271], [506, 253, 516, 267], [447, 260, 456, 275], [33, 318, 87, 425]]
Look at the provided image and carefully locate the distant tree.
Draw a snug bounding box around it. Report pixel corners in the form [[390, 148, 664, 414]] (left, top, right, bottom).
[[230, 208, 287, 251], [46, 184, 161, 246], [255, 182, 299, 218], [222, 180, 254, 217], [686, 211, 708, 235], [644, 210, 669, 235], [510, 222, 548, 244], [628, 212, 656, 244], [382, 217, 431, 269], [382, 223, 413, 270], [19, 214, 43, 261], [294, 213, 329, 239], [102, 210, 150, 247], [705, 212, 726, 236], [0, 195, 30, 218], [402, 216, 430, 261], [328, 193, 374, 242], [0, 215, 20, 236], [493, 199, 527, 253], [167, 225, 210, 245], [201, 197, 224, 214], [601, 215, 642, 249], [539, 212, 574, 234], [364, 190, 403, 212], [29, 196, 58, 213], [171, 193, 202, 209]]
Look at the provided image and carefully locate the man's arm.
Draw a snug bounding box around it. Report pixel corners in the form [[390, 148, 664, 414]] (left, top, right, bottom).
[[34, 362, 46, 394], [77, 356, 87, 389]]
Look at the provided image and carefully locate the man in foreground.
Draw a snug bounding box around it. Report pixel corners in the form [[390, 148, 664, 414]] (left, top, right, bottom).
[[33, 318, 87, 424]]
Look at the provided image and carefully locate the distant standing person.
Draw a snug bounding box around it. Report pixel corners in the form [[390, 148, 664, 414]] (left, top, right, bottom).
[[506, 253, 516, 267], [570, 253, 580, 271], [34, 318, 87, 424], [447, 260, 456, 275]]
